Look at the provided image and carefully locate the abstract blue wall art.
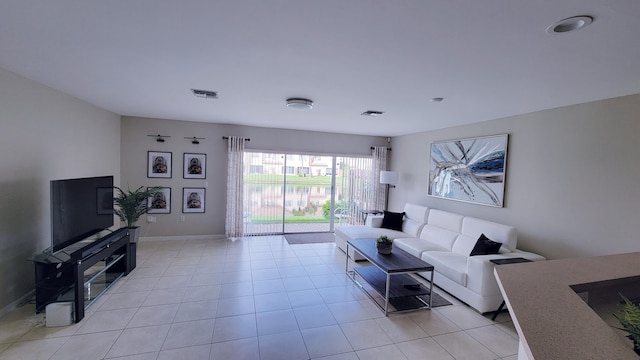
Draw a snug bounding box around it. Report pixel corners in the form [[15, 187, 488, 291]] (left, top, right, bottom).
[[428, 134, 508, 207]]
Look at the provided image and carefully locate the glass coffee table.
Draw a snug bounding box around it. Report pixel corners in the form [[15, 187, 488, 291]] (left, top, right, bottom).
[[346, 239, 435, 315]]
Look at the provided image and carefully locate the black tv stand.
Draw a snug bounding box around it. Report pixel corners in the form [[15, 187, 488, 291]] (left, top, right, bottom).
[[32, 228, 131, 322]]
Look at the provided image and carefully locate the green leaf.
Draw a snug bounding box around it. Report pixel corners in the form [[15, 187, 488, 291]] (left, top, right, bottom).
[[614, 294, 640, 349], [113, 186, 163, 228]]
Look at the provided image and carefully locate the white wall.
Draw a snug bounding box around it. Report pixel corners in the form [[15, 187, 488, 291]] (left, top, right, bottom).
[[0, 67, 121, 314], [121, 116, 389, 237], [390, 94, 640, 260]]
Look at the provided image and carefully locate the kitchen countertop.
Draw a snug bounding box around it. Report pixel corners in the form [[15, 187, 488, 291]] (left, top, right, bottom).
[[494, 252, 640, 360]]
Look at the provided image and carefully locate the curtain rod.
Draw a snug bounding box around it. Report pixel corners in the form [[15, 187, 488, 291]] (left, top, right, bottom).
[[222, 136, 251, 141], [370, 146, 391, 151]]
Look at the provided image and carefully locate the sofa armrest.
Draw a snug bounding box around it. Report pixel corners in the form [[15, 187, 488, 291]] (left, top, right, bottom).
[[367, 215, 384, 228], [466, 252, 545, 296], [510, 249, 546, 262], [466, 254, 507, 296]]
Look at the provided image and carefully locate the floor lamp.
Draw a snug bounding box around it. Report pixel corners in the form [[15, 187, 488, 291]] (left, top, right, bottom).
[[380, 171, 398, 211]]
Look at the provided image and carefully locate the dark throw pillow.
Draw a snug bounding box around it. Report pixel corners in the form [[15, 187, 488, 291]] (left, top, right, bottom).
[[381, 211, 405, 231], [470, 233, 502, 256]]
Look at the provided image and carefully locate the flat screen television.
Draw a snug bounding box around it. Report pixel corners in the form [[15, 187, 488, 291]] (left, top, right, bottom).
[[50, 175, 114, 253]]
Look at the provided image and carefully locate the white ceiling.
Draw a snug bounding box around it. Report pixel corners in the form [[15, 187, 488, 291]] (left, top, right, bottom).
[[1, 1, 639, 136]]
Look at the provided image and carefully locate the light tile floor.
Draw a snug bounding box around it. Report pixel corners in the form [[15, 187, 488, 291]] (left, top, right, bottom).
[[0, 236, 520, 359]]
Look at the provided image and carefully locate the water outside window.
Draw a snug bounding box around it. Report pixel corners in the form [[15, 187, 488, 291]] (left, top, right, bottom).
[[243, 152, 373, 235]]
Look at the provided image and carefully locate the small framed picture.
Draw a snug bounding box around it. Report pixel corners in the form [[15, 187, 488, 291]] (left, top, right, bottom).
[[96, 187, 114, 215], [148, 187, 171, 214], [184, 153, 206, 179], [183, 187, 205, 213], [148, 151, 172, 178]]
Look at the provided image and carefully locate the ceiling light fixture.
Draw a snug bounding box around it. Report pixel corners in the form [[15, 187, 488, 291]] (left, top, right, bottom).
[[547, 15, 593, 34], [286, 98, 313, 110], [361, 110, 385, 117], [191, 89, 218, 99]]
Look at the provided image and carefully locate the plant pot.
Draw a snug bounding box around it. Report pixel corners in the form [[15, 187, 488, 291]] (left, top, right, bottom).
[[127, 242, 137, 273], [128, 226, 141, 244], [377, 244, 392, 255]]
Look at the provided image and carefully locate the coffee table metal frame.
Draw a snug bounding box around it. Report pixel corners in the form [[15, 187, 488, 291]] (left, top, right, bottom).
[[346, 239, 435, 316]]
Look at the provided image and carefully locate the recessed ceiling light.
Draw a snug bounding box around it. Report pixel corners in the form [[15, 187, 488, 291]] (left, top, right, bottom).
[[546, 16, 593, 34], [286, 98, 314, 110], [361, 110, 385, 117], [431, 97, 444, 102], [191, 89, 218, 99]]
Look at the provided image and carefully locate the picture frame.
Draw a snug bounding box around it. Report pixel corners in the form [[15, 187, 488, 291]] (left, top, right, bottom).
[[96, 187, 114, 215], [183, 153, 206, 179], [148, 187, 171, 214], [182, 187, 205, 213], [148, 151, 172, 178], [428, 134, 508, 207]]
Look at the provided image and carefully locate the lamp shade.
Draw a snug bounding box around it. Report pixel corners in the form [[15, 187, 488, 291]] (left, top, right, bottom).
[[380, 171, 398, 185]]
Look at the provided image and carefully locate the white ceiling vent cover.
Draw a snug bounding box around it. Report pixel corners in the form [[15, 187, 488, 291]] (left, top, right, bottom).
[[191, 89, 218, 99]]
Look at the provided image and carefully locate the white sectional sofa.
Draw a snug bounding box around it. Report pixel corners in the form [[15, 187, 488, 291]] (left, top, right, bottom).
[[334, 203, 545, 313], [334, 203, 429, 261]]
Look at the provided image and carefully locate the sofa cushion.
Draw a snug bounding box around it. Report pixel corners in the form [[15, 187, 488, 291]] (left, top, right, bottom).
[[402, 218, 424, 238], [461, 217, 517, 251], [451, 234, 478, 256], [393, 237, 449, 258], [427, 210, 464, 232], [469, 234, 502, 256], [421, 251, 468, 287], [419, 225, 460, 251], [403, 203, 429, 223], [381, 211, 405, 231], [334, 225, 407, 242]]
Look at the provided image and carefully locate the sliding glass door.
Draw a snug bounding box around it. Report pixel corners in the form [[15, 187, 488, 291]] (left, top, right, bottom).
[[243, 151, 373, 235]]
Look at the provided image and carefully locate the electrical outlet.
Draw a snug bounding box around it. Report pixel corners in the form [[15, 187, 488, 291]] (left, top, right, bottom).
[[180, 215, 185, 222], [147, 215, 156, 223]]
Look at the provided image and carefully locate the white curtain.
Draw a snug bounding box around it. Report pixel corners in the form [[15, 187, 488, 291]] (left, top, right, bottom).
[[371, 146, 388, 211], [225, 136, 246, 238], [337, 156, 374, 225]]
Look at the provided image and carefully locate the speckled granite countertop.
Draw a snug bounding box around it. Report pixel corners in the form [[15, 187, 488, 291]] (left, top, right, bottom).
[[494, 252, 640, 360]]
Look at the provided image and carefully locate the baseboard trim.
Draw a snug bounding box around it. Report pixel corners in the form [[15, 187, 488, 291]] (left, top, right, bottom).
[[139, 234, 227, 242], [0, 290, 34, 318]]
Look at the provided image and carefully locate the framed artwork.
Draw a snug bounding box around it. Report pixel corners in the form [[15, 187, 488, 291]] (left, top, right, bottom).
[[183, 187, 205, 213], [428, 134, 508, 207], [148, 151, 172, 178], [148, 187, 171, 214], [96, 187, 114, 215], [183, 153, 206, 179]]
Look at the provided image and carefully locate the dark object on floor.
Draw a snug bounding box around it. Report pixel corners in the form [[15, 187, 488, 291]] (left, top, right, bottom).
[[403, 283, 421, 290], [389, 291, 453, 310], [285, 233, 335, 245]]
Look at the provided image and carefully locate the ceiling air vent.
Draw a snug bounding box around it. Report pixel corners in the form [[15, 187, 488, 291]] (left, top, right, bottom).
[[191, 89, 218, 99], [361, 110, 385, 117]]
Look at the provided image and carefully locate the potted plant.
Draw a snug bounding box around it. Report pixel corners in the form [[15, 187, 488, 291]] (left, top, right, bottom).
[[113, 186, 162, 243], [614, 294, 640, 355], [376, 235, 393, 255]]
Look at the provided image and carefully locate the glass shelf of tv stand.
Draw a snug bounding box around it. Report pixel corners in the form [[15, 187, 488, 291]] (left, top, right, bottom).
[[84, 254, 126, 304], [55, 253, 127, 308]]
